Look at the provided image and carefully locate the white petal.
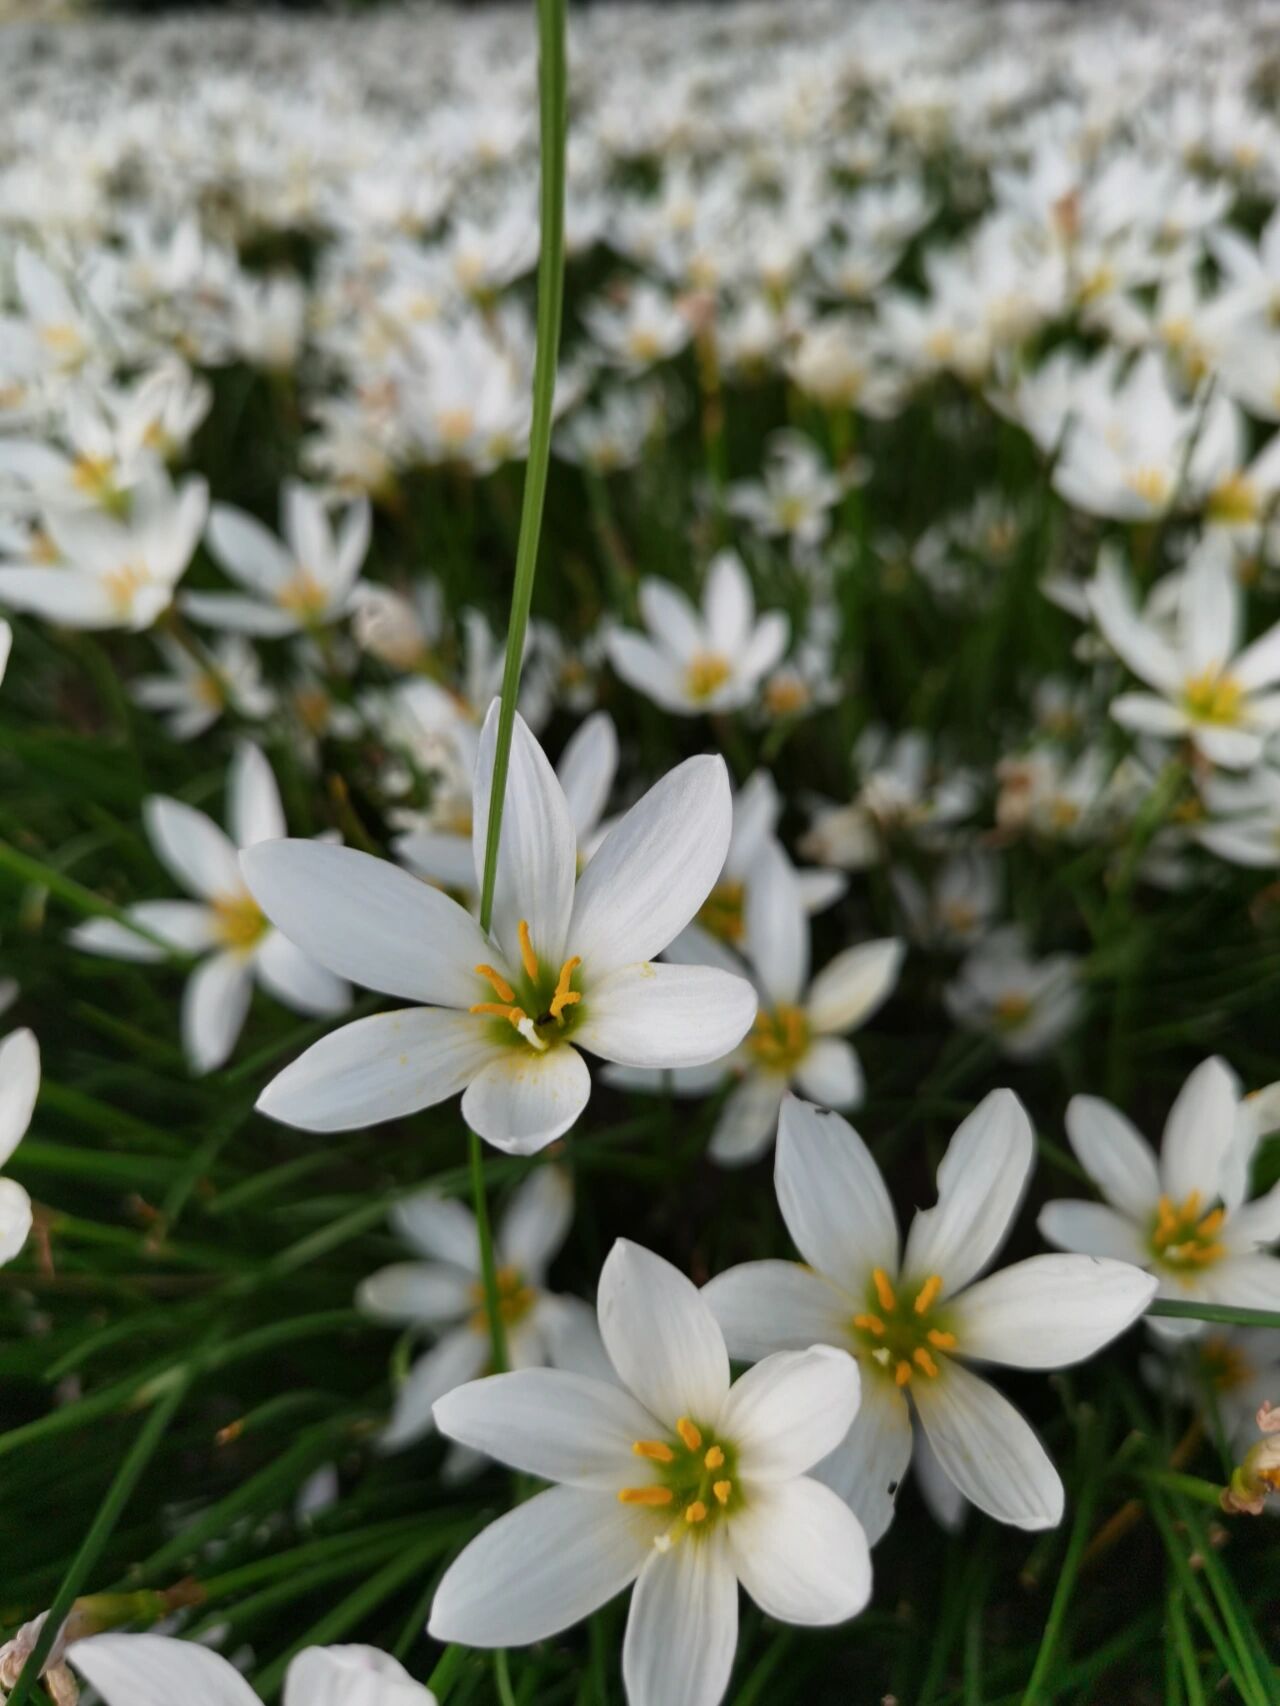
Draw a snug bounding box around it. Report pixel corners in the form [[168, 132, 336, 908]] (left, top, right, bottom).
[[1202, 1251, 1280, 1312], [606, 630, 692, 712], [254, 931, 351, 1016], [1064, 1095, 1160, 1218], [569, 756, 733, 978], [1234, 619, 1280, 691], [776, 1095, 899, 1291], [462, 1044, 591, 1154], [729, 1477, 871, 1626], [259, 1009, 501, 1133], [702, 1261, 849, 1363], [638, 577, 705, 659], [429, 1485, 651, 1646], [1161, 1057, 1241, 1205], [719, 1346, 861, 1480], [0, 568, 118, 628], [182, 952, 253, 1074], [903, 1090, 1034, 1298], [558, 711, 618, 843], [704, 551, 754, 655], [379, 1329, 488, 1452], [69, 1634, 260, 1706], [283, 1644, 434, 1706], [598, 1239, 730, 1428], [356, 1262, 475, 1326], [241, 841, 489, 1005], [0, 1027, 39, 1167], [911, 1359, 1063, 1531], [806, 939, 904, 1035], [206, 502, 292, 593], [812, 1371, 913, 1546], [708, 1073, 788, 1167], [229, 741, 285, 848], [793, 1037, 863, 1108], [744, 839, 808, 1006], [1036, 1200, 1152, 1264], [951, 1254, 1157, 1368], [473, 704, 576, 970], [498, 1165, 573, 1279], [183, 590, 298, 636], [391, 1192, 479, 1268], [623, 1529, 738, 1706], [145, 795, 242, 901], [576, 963, 757, 1070], [912, 1417, 968, 1532], [0, 1176, 33, 1264], [434, 1369, 659, 1487]]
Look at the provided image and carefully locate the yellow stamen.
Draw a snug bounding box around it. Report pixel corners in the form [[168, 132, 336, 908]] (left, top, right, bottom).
[[676, 1417, 702, 1451], [684, 651, 732, 701], [684, 1500, 708, 1524], [212, 893, 267, 951], [474, 963, 515, 1003], [927, 1329, 957, 1350], [913, 1347, 940, 1378], [549, 956, 582, 1021], [518, 918, 539, 981], [712, 1480, 732, 1506], [914, 1275, 943, 1315], [619, 1486, 675, 1507], [633, 1440, 675, 1464], [872, 1268, 897, 1312], [853, 1312, 886, 1336], [469, 1000, 529, 1027], [894, 1360, 912, 1387], [704, 1445, 725, 1470]]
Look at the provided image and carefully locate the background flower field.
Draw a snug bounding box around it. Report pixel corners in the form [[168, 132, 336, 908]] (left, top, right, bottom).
[[2, 1, 1280, 1702]]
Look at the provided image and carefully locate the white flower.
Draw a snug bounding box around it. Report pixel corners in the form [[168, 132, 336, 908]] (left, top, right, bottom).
[[0, 1028, 39, 1266], [0, 470, 207, 631], [704, 1094, 1157, 1540], [725, 432, 847, 548], [1039, 1057, 1280, 1336], [70, 744, 350, 1074], [358, 1168, 574, 1454], [605, 552, 788, 717], [242, 706, 757, 1153], [428, 1240, 870, 1706], [944, 925, 1082, 1059], [1089, 536, 1280, 770], [705, 840, 902, 1167], [69, 1633, 436, 1706], [186, 481, 370, 638], [132, 634, 275, 741]]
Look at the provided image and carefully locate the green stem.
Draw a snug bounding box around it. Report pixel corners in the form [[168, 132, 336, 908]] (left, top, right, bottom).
[[468, 0, 568, 1379], [5, 1331, 215, 1706], [1148, 1299, 1280, 1329], [0, 839, 189, 960]]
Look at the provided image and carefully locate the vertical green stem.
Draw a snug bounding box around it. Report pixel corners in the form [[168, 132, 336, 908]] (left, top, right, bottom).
[[469, 0, 568, 1376]]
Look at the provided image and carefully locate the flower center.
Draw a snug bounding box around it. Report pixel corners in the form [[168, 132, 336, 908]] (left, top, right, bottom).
[[617, 1415, 738, 1545], [993, 991, 1033, 1030], [469, 919, 582, 1053], [1208, 474, 1258, 525], [1150, 1191, 1227, 1271], [626, 327, 664, 363], [775, 494, 809, 530], [697, 879, 745, 943], [684, 652, 733, 701], [764, 674, 810, 716], [212, 891, 269, 951], [853, 1268, 956, 1388], [1200, 1334, 1254, 1392], [278, 569, 329, 618], [1124, 466, 1171, 508], [71, 454, 115, 497], [746, 1003, 810, 1073], [468, 1264, 536, 1332], [437, 407, 475, 447], [102, 561, 151, 613], [1182, 669, 1243, 726]]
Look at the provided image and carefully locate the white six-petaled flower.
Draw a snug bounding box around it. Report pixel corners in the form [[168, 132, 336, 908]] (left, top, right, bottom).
[[243, 705, 757, 1153], [428, 1239, 871, 1706], [703, 1093, 1158, 1540]]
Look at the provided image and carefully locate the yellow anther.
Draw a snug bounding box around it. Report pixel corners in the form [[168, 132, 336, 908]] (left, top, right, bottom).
[[894, 1360, 912, 1387], [633, 1440, 675, 1464], [927, 1329, 957, 1351], [469, 1001, 529, 1029], [676, 1417, 702, 1451], [712, 1480, 732, 1506], [1197, 1207, 1225, 1237], [853, 1312, 886, 1336], [618, 1486, 674, 1507], [872, 1268, 897, 1312], [549, 956, 582, 1021], [684, 1500, 709, 1524], [913, 1347, 940, 1378], [704, 1446, 725, 1470], [517, 918, 539, 981], [474, 964, 516, 1003], [914, 1275, 943, 1315]]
